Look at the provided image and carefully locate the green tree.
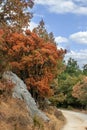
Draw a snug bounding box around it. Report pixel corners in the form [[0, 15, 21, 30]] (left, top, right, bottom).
[[58, 74, 83, 107], [65, 58, 81, 76], [33, 19, 56, 44], [83, 64, 87, 76], [51, 58, 84, 108]]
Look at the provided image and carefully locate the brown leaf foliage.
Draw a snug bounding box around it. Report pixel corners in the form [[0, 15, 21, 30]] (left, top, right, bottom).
[[0, 29, 66, 98], [72, 77, 87, 103], [0, 0, 34, 32]]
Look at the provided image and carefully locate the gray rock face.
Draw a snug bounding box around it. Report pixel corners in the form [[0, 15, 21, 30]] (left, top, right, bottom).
[[2, 71, 49, 122]]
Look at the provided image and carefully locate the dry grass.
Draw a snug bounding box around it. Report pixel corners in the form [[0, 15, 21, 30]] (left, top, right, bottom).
[[0, 97, 65, 130], [43, 106, 66, 130], [0, 86, 65, 130], [0, 97, 33, 130]]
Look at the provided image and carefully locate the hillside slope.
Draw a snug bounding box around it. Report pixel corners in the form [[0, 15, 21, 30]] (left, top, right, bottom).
[[0, 71, 65, 130], [0, 96, 65, 130]]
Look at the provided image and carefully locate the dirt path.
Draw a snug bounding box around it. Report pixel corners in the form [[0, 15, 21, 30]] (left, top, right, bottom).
[[60, 110, 87, 130]]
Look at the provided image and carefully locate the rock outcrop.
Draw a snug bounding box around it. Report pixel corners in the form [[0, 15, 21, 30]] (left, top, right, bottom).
[[2, 71, 49, 122]]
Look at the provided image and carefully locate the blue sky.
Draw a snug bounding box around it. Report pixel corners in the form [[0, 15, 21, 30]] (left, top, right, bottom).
[[29, 0, 87, 68]]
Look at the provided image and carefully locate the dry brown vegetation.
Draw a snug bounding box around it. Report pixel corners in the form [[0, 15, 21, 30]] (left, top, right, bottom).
[[0, 81, 65, 130], [44, 107, 66, 130], [0, 98, 65, 130], [0, 98, 33, 130]]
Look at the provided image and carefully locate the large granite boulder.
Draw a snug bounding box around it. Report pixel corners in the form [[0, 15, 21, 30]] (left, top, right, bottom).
[[2, 71, 49, 122]]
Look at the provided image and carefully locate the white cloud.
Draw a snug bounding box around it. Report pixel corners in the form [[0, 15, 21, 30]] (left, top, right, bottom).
[[70, 31, 87, 44], [65, 49, 87, 68], [35, 0, 87, 15], [55, 36, 68, 43], [57, 45, 65, 50], [23, 21, 38, 31], [55, 31, 87, 45], [34, 13, 44, 18], [54, 33, 87, 68], [29, 21, 38, 31]]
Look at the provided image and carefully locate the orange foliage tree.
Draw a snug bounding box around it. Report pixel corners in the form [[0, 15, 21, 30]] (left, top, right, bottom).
[[0, 29, 66, 99], [72, 77, 87, 106], [0, 29, 10, 76]]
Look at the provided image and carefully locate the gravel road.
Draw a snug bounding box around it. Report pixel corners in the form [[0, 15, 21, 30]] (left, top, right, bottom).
[[61, 110, 87, 130]]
